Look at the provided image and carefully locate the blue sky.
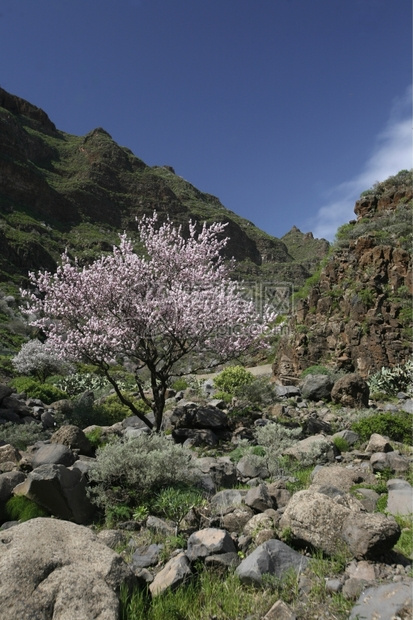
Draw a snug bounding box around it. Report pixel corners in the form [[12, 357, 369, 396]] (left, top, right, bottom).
[[1, 0, 411, 241]]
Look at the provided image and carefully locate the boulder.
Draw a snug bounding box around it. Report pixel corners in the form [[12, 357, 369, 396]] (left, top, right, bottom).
[[365, 433, 393, 453], [370, 451, 410, 474], [30, 443, 76, 468], [236, 454, 269, 480], [279, 489, 363, 556], [186, 528, 236, 562], [300, 374, 333, 401], [149, 553, 192, 596], [283, 434, 337, 464], [341, 512, 400, 560], [13, 463, 94, 524], [331, 373, 369, 407], [262, 599, 297, 620], [349, 581, 412, 620], [50, 425, 93, 455], [194, 456, 237, 490], [235, 539, 308, 586], [210, 488, 247, 516], [0, 443, 21, 465], [0, 517, 136, 619], [131, 544, 163, 569], [311, 465, 376, 493], [386, 479, 413, 516], [170, 403, 229, 430], [245, 484, 274, 512]]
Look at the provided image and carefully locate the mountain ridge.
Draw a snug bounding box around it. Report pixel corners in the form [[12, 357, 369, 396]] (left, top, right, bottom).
[[0, 87, 330, 294]]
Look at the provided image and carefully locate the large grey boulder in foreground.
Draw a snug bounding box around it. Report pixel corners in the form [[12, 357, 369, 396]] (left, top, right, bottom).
[[0, 518, 136, 620], [349, 581, 412, 620]]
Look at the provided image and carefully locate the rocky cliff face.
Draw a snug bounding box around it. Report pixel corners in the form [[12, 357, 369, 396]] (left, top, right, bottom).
[[274, 170, 413, 381]]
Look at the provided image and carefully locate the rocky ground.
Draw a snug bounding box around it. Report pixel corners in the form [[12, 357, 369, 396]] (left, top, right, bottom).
[[0, 371, 412, 619]]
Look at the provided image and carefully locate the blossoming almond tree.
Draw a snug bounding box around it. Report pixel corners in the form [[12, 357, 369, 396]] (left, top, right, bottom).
[[23, 214, 276, 431]]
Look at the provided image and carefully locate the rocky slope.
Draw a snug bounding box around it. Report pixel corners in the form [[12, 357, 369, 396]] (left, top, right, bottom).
[[0, 87, 328, 292], [274, 170, 413, 381]]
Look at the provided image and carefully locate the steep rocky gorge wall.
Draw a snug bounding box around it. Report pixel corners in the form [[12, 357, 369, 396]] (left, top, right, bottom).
[[274, 171, 413, 381]]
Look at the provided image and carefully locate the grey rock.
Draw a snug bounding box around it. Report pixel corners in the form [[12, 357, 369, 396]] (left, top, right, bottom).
[[349, 581, 413, 619], [341, 512, 400, 560], [386, 478, 413, 516], [0, 384, 13, 405], [173, 428, 218, 446], [131, 544, 163, 569], [0, 517, 136, 620], [186, 528, 236, 562], [13, 463, 94, 524], [235, 539, 308, 586], [245, 484, 274, 512], [365, 433, 393, 453], [300, 374, 333, 401], [262, 599, 297, 620], [194, 456, 237, 490], [204, 552, 241, 571], [221, 506, 255, 532], [284, 434, 337, 464], [274, 385, 301, 398], [210, 488, 247, 515], [370, 451, 410, 474], [170, 403, 229, 430], [146, 515, 176, 536], [401, 398, 413, 413], [331, 373, 369, 408], [332, 429, 360, 446], [236, 454, 269, 480], [51, 424, 93, 455], [31, 443, 76, 468], [149, 552, 192, 596]]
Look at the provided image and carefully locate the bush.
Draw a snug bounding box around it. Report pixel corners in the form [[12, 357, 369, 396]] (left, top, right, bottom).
[[9, 377, 67, 405], [213, 366, 254, 394], [12, 339, 73, 382], [254, 422, 302, 477], [55, 372, 108, 397], [368, 359, 413, 397], [233, 376, 277, 407], [87, 434, 199, 522], [351, 411, 412, 445], [0, 421, 48, 450], [300, 365, 330, 378]]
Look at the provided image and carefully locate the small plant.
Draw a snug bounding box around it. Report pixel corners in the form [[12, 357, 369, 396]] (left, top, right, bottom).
[[151, 484, 205, 533], [133, 505, 149, 523], [213, 390, 233, 404], [170, 377, 189, 392], [213, 365, 254, 394], [332, 436, 350, 453], [5, 495, 49, 522], [84, 427, 105, 450]]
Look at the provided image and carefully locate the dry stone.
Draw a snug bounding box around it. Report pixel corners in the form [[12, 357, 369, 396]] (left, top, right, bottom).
[[386, 478, 413, 516], [349, 581, 413, 619], [0, 518, 136, 620], [186, 528, 236, 562], [51, 424, 93, 455], [235, 539, 308, 586], [13, 463, 94, 524], [149, 552, 191, 596], [341, 512, 400, 560], [331, 373, 369, 407]]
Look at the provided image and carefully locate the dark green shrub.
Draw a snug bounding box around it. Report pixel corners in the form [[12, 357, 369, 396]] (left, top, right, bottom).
[[10, 377, 67, 404], [300, 365, 330, 378], [151, 484, 205, 531], [351, 411, 412, 445], [5, 495, 49, 522]]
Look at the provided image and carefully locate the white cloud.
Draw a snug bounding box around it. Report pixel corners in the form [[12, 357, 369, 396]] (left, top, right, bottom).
[[311, 86, 412, 241]]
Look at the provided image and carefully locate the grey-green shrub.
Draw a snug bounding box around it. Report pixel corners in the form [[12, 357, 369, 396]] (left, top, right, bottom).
[[87, 434, 199, 519], [254, 422, 302, 477], [368, 359, 413, 397], [0, 421, 48, 450]]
